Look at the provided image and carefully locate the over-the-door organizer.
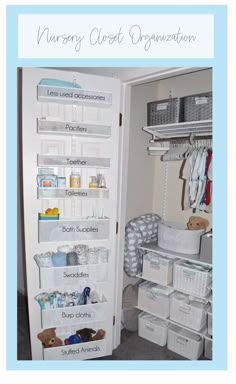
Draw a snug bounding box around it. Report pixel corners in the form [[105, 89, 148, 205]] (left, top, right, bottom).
[[22, 72, 120, 361]]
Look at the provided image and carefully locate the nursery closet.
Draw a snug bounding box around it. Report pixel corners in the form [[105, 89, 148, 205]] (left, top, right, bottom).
[[21, 67, 212, 360], [124, 67, 212, 360]]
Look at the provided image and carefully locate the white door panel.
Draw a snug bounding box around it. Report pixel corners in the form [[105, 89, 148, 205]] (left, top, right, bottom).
[[22, 68, 120, 360]]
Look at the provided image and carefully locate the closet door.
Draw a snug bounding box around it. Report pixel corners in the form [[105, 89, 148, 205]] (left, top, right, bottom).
[[22, 68, 120, 360]]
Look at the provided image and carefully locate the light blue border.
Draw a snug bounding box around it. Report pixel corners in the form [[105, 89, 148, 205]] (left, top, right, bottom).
[[7, 5, 227, 370]]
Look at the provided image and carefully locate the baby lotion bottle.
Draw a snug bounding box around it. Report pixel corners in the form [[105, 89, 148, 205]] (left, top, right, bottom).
[[89, 176, 98, 188], [70, 170, 81, 188]]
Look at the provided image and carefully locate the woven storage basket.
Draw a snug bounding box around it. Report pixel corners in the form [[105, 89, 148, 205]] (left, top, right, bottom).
[[208, 311, 212, 336], [138, 312, 168, 346], [184, 92, 212, 122], [167, 324, 204, 360], [204, 337, 212, 359], [147, 97, 184, 126], [142, 252, 174, 285], [170, 292, 209, 331], [173, 259, 212, 297]]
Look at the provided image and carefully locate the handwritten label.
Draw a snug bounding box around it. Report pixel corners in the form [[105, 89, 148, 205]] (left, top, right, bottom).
[[18, 14, 214, 59]]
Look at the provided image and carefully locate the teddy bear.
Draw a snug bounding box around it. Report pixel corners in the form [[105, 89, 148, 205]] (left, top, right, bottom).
[[37, 328, 63, 348], [187, 216, 209, 230], [76, 328, 96, 342], [92, 329, 106, 341]]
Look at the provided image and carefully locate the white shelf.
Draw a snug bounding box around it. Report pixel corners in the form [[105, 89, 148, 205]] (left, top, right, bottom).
[[143, 120, 212, 140], [136, 307, 208, 338], [136, 273, 211, 301], [38, 188, 109, 200], [138, 242, 212, 267]]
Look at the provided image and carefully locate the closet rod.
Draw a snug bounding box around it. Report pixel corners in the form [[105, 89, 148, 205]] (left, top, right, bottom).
[[149, 134, 212, 143]]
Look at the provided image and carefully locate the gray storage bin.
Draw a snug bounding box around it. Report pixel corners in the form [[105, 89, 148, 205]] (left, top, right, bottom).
[[147, 97, 184, 126], [184, 92, 212, 122], [200, 231, 212, 264]]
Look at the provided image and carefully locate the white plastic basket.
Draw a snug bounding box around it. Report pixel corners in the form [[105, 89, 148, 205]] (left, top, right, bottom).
[[138, 312, 168, 346], [167, 324, 204, 360], [170, 292, 209, 331], [142, 252, 174, 285], [204, 337, 212, 360], [158, 221, 205, 255], [138, 281, 174, 319], [208, 312, 212, 336], [173, 259, 212, 297]]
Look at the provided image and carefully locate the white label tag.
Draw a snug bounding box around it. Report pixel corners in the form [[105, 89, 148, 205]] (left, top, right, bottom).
[[157, 103, 168, 111], [195, 97, 208, 105]]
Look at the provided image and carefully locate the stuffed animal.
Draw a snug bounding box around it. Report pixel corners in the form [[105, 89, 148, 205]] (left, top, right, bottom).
[[92, 329, 106, 341], [76, 328, 96, 342], [64, 334, 81, 345], [37, 328, 62, 348], [187, 216, 209, 230]]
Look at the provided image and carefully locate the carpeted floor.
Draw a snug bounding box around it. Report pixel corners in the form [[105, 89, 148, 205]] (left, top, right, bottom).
[[17, 292, 207, 361]]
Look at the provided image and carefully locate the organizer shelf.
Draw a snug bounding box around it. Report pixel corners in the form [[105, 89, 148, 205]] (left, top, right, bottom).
[[142, 120, 212, 141], [41, 296, 108, 328], [37, 154, 110, 168], [39, 263, 109, 288], [38, 218, 110, 242], [37, 118, 111, 138], [137, 243, 212, 360], [38, 188, 109, 200], [43, 339, 107, 360]]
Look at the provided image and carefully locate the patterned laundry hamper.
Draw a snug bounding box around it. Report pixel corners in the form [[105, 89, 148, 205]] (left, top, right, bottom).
[[124, 213, 161, 277]]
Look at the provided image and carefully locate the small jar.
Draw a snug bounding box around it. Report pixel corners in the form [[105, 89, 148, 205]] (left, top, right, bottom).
[[70, 170, 81, 188], [89, 176, 98, 188]]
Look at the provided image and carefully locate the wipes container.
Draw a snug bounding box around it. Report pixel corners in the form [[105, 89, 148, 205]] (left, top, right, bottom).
[[158, 221, 205, 255]]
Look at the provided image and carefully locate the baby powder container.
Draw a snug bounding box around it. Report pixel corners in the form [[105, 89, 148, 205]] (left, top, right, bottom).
[[158, 221, 205, 254], [70, 170, 81, 188]]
